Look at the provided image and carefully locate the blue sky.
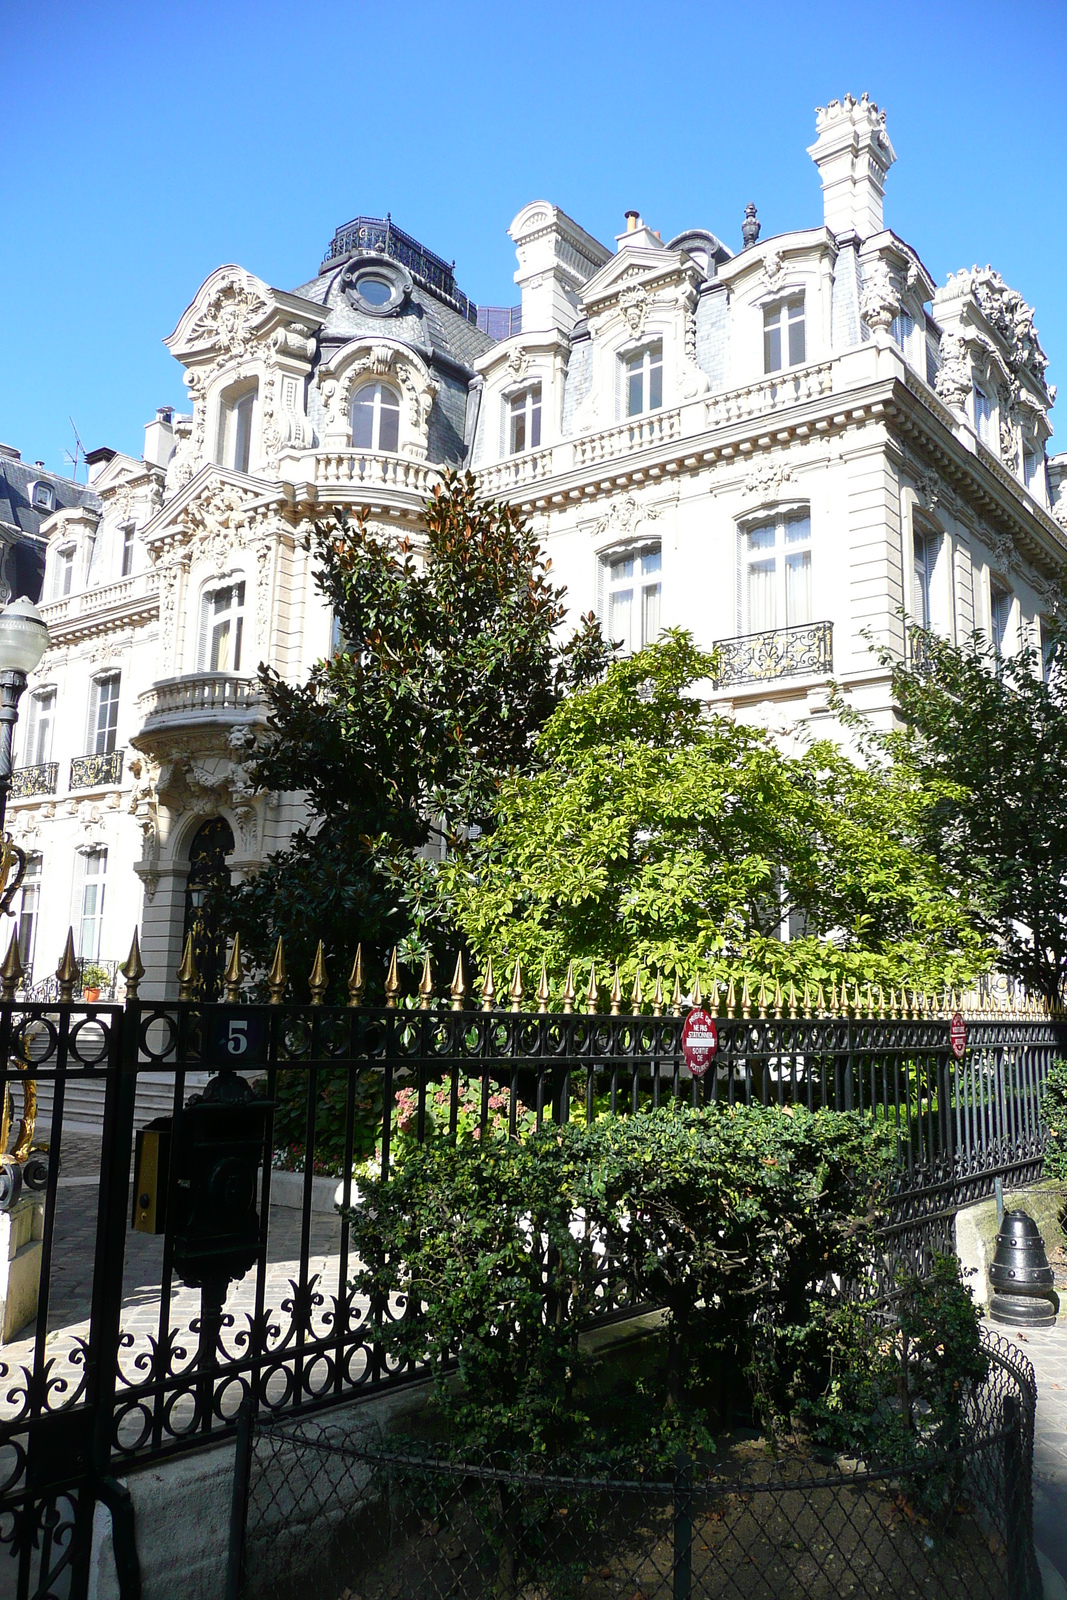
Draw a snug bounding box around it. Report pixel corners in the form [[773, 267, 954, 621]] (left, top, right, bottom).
[[4, 0, 1066, 477]]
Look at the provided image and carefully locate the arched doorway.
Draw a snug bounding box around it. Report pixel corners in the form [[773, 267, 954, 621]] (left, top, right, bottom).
[[182, 818, 234, 1000]]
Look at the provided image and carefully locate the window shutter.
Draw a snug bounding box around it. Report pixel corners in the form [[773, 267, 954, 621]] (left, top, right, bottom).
[[197, 592, 211, 671]]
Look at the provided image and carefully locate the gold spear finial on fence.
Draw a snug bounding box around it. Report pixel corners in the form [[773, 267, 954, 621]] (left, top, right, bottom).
[[741, 977, 752, 1016], [691, 974, 703, 1010], [480, 957, 495, 1012], [586, 963, 599, 1015], [787, 981, 798, 1019], [384, 948, 401, 1008], [537, 960, 551, 1013], [419, 952, 435, 1010], [757, 977, 769, 1019], [0, 930, 22, 1002], [508, 958, 523, 1013], [121, 930, 145, 1002], [773, 979, 783, 1019], [670, 975, 682, 1017], [348, 945, 365, 1008], [815, 983, 827, 1016], [224, 936, 244, 1003], [450, 951, 467, 1010], [726, 978, 737, 1016], [562, 962, 576, 1015], [610, 965, 622, 1015], [631, 968, 643, 1016], [267, 937, 287, 1005], [652, 974, 664, 1017], [801, 981, 813, 1019], [308, 942, 328, 1006], [57, 929, 78, 1004], [177, 933, 198, 1001]]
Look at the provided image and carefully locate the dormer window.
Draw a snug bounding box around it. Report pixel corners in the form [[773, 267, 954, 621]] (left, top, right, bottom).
[[121, 523, 135, 578], [198, 582, 246, 673], [217, 383, 257, 473], [764, 298, 805, 373], [52, 547, 74, 600], [890, 311, 914, 353], [625, 343, 663, 417], [351, 381, 400, 453], [30, 482, 55, 514], [973, 386, 996, 447], [1024, 445, 1043, 497], [509, 385, 541, 454]]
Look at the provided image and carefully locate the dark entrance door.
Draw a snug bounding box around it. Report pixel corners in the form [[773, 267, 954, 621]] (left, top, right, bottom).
[[183, 818, 234, 1000]]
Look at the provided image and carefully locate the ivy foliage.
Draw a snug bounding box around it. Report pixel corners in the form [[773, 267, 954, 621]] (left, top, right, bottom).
[[1040, 1059, 1067, 1180], [346, 1103, 897, 1459], [871, 623, 1067, 1002], [218, 472, 609, 997], [443, 632, 991, 995]]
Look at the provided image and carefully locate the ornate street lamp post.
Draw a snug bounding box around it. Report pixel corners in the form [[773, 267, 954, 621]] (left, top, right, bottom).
[[0, 598, 50, 912]]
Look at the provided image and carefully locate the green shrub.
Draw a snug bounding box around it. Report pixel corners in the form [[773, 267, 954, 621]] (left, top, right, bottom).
[[1042, 1059, 1067, 1180]]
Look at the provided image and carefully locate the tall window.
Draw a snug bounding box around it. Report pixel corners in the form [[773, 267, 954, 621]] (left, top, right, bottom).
[[199, 582, 246, 672], [1024, 447, 1043, 497], [605, 546, 661, 654], [350, 382, 400, 452], [973, 387, 996, 446], [88, 674, 120, 756], [890, 311, 914, 353], [121, 523, 135, 578], [52, 547, 74, 600], [990, 583, 1013, 655], [625, 343, 663, 417], [17, 855, 42, 977], [912, 530, 940, 630], [75, 848, 107, 961], [509, 385, 542, 454], [218, 385, 257, 472], [23, 690, 55, 767], [745, 512, 812, 632], [764, 298, 805, 373]]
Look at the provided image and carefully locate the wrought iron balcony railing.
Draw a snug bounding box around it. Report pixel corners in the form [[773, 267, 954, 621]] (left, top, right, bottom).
[[712, 620, 833, 688], [10, 763, 58, 800], [70, 749, 125, 791], [322, 214, 478, 324]]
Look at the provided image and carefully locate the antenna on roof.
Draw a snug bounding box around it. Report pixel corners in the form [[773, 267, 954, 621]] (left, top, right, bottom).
[[63, 418, 86, 483]]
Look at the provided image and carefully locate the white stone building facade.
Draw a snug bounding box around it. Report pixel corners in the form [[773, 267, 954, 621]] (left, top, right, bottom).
[[13, 94, 1067, 1000]]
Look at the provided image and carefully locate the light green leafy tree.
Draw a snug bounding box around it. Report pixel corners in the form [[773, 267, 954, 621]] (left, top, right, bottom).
[[444, 632, 991, 996]]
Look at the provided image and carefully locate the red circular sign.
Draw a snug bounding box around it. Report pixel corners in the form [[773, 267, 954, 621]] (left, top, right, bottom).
[[682, 1008, 719, 1078], [950, 1011, 967, 1060]]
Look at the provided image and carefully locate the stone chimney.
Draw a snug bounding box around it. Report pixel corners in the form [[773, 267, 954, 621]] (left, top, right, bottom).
[[807, 94, 896, 240], [143, 407, 175, 471], [508, 202, 611, 334]]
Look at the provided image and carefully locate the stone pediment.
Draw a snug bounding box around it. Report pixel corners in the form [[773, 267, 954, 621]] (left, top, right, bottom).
[[166, 265, 327, 366], [140, 463, 264, 560], [580, 244, 696, 313]]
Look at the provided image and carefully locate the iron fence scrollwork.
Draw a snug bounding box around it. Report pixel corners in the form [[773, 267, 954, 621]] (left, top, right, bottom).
[[712, 619, 833, 687], [69, 749, 125, 791], [10, 763, 58, 800]]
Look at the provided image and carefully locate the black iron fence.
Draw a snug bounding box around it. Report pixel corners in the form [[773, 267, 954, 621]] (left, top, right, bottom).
[[0, 979, 1059, 1599], [233, 1328, 1040, 1600]]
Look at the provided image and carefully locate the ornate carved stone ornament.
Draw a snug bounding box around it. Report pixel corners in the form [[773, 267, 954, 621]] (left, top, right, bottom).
[[859, 259, 900, 332], [999, 419, 1020, 473], [179, 480, 257, 571], [743, 458, 797, 500], [164, 415, 197, 499], [934, 332, 972, 411], [593, 494, 662, 542], [916, 468, 941, 512], [987, 528, 1019, 574], [187, 274, 271, 360], [619, 283, 649, 338], [1036, 576, 1067, 619], [759, 250, 786, 295], [506, 347, 531, 380], [318, 338, 438, 457]]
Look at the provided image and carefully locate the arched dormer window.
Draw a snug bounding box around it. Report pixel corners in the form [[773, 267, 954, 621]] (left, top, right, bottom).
[[216, 381, 258, 473], [350, 382, 401, 452]]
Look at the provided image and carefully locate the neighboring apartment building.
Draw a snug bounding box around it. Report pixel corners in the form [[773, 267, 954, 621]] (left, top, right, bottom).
[[12, 93, 1067, 1000]]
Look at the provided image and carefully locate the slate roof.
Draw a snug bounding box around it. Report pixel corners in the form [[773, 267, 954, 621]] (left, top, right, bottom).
[[0, 454, 99, 543]]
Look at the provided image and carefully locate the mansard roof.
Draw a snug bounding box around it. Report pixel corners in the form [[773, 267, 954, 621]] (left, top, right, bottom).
[[292, 259, 494, 374], [0, 454, 99, 545]]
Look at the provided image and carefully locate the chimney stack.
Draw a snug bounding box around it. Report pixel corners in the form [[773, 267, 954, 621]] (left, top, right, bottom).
[[807, 93, 896, 240]]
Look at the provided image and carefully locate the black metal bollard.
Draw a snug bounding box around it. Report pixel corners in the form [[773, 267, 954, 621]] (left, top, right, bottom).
[[673, 1451, 693, 1600]]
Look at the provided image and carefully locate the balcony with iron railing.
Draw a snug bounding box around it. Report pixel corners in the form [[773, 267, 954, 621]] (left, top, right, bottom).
[[70, 750, 126, 791], [322, 214, 479, 324], [137, 673, 264, 735], [10, 763, 58, 800], [711, 621, 833, 689]]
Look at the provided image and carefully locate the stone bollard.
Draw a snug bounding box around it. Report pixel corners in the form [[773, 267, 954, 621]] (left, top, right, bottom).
[[0, 1193, 44, 1341], [989, 1210, 1059, 1327]]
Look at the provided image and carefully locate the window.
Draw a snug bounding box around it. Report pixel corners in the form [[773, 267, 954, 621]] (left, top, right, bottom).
[[912, 530, 941, 630], [217, 385, 257, 472], [52, 547, 74, 600], [1024, 447, 1043, 497], [17, 854, 42, 977], [605, 546, 661, 654], [745, 512, 812, 632], [75, 848, 107, 962], [120, 523, 135, 578], [198, 582, 246, 672], [88, 674, 120, 756], [890, 311, 914, 353], [1041, 615, 1058, 681], [624, 343, 663, 417], [357, 277, 392, 306], [990, 583, 1013, 655], [23, 690, 55, 767], [509, 385, 542, 454], [350, 382, 400, 453], [974, 387, 996, 446], [764, 298, 805, 373], [30, 482, 55, 514]]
